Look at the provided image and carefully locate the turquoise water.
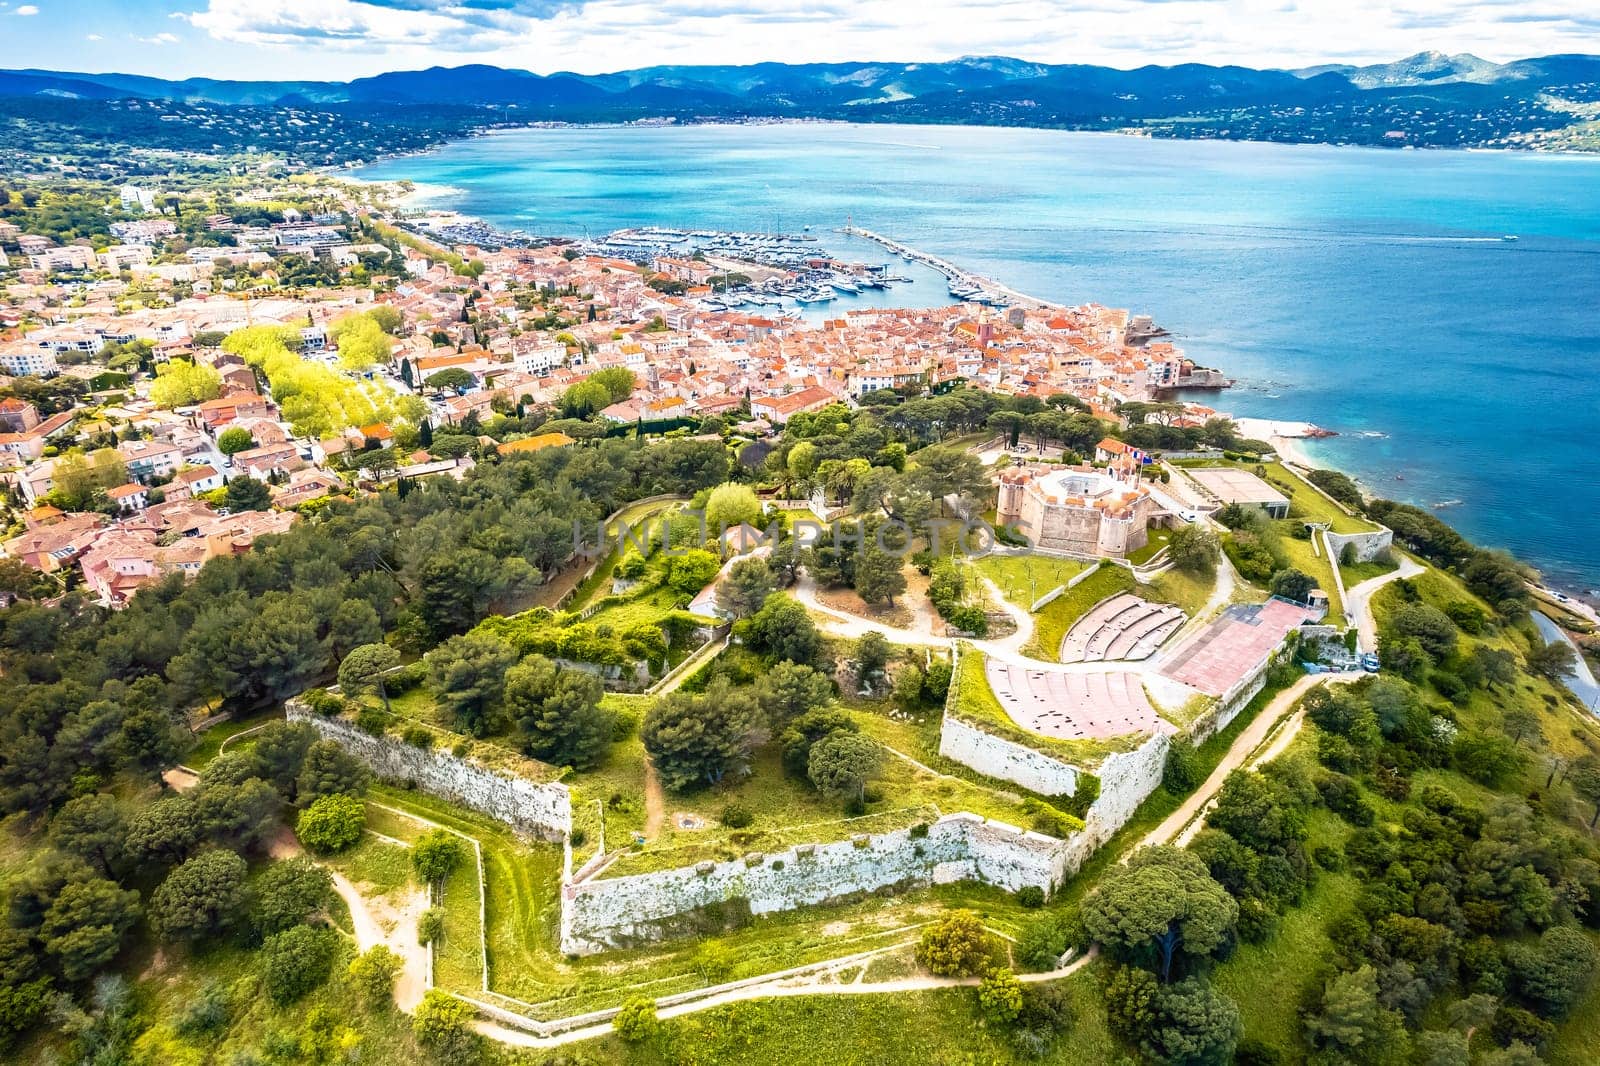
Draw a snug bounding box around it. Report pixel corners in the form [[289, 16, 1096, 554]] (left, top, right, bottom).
[[357, 124, 1600, 593]]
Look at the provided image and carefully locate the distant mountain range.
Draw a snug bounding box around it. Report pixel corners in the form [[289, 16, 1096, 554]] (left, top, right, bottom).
[[1, 51, 1595, 111], [3, 51, 1598, 160]]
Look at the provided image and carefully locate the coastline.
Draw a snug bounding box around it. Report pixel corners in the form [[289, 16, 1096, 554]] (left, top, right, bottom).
[[340, 169, 1596, 605], [337, 117, 1600, 177]]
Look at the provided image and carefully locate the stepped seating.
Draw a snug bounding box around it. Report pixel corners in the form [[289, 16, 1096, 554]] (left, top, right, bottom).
[[986, 661, 1171, 741], [1060, 593, 1188, 663]]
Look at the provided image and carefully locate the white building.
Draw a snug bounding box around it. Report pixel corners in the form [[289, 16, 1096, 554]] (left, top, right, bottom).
[[0, 348, 59, 377]]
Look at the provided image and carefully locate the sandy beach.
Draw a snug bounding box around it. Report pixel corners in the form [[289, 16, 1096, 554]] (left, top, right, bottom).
[[1232, 417, 1325, 467]]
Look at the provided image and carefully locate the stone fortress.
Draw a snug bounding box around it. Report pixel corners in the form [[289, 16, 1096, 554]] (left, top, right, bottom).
[[995, 453, 1161, 557]]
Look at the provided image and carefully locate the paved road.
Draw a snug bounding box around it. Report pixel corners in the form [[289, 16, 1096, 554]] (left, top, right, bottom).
[[1345, 555, 1425, 652]]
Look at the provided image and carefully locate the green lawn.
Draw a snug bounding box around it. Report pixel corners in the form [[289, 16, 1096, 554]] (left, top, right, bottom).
[[1143, 564, 1217, 617], [1256, 461, 1377, 534], [185, 707, 284, 768], [587, 967, 1119, 1065], [1127, 525, 1174, 565], [1338, 554, 1399, 586], [1275, 528, 1347, 627], [1022, 562, 1139, 662], [975, 553, 1089, 611]]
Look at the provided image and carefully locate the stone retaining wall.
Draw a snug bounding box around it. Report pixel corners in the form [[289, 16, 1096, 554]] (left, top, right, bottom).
[[1323, 527, 1394, 564], [938, 713, 1080, 797], [560, 811, 1076, 955], [286, 704, 572, 842]]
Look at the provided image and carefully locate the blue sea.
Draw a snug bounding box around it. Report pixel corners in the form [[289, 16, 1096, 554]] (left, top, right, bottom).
[[356, 123, 1600, 594]]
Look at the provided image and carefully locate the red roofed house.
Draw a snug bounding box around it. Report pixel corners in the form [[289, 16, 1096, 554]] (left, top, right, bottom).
[[749, 385, 838, 426]]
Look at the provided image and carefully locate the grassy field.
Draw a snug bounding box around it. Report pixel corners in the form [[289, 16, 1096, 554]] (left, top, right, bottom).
[[584, 968, 1119, 1064], [1275, 528, 1347, 627], [1248, 460, 1378, 535], [1020, 562, 1138, 662], [1338, 554, 1400, 587], [1127, 525, 1174, 565], [1143, 564, 1216, 617], [976, 552, 1089, 611], [185, 707, 284, 768]]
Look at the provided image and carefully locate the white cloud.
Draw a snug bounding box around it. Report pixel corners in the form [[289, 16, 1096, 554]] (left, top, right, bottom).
[[178, 0, 1600, 74], [137, 32, 181, 45], [15, 4, 40, 15], [86, 33, 102, 40]]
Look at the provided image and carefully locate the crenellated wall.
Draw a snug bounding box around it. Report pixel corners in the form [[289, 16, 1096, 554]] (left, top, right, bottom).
[[286, 704, 572, 842], [560, 812, 1080, 955]]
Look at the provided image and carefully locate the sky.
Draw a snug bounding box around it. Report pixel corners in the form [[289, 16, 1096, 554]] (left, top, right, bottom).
[[2, 0, 1598, 81]]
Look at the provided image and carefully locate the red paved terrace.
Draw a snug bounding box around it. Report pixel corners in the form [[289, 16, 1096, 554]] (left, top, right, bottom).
[[1159, 598, 1320, 696], [984, 662, 1171, 741]]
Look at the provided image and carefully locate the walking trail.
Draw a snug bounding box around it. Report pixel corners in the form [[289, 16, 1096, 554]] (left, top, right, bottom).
[[165, 768, 430, 1011], [474, 946, 1098, 1050]]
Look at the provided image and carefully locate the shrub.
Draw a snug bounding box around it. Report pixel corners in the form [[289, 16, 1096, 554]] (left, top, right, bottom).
[[295, 793, 365, 854], [1162, 739, 1203, 794], [303, 688, 344, 716], [413, 990, 476, 1055], [916, 910, 994, 977], [614, 997, 658, 1043], [978, 967, 1024, 1024], [412, 830, 467, 884], [694, 940, 736, 981], [402, 725, 434, 748], [1016, 886, 1046, 909], [417, 908, 445, 946], [260, 926, 339, 1004], [355, 706, 391, 736], [385, 661, 428, 693], [720, 804, 754, 829], [174, 982, 232, 1036], [347, 945, 403, 1005]]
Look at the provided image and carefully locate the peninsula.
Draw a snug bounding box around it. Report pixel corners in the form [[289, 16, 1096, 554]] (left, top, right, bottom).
[[2, 145, 1598, 1066]]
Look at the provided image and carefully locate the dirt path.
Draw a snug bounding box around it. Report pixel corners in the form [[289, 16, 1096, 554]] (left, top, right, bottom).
[[792, 573, 1036, 657], [474, 946, 1098, 1050], [263, 827, 431, 1009], [1139, 672, 1355, 852], [642, 758, 666, 841]]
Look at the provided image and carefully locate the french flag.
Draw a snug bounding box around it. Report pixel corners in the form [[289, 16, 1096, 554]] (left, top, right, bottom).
[[1129, 446, 1152, 465]]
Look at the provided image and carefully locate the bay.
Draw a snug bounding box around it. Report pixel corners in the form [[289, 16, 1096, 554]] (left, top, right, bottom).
[[356, 122, 1600, 593]]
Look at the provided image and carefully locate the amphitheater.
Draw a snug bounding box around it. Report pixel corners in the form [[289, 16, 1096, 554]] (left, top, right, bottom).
[[1058, 592, 1187, 663], [984, 661, 1174, 740]]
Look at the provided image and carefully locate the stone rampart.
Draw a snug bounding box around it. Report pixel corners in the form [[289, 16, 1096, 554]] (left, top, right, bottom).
[[286, 704, 571, 842]]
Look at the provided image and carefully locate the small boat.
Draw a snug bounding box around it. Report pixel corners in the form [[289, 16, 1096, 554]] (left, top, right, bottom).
[[1501, 235, 1519, 242], [830, 279, 861, 294]]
